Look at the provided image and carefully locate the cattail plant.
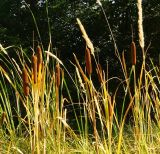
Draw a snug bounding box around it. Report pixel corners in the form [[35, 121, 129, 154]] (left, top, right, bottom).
[[85, 47, 92, 76], [22, 67, 29, 96], [32, 55, 38, 84], [131, 41, 137, 65]]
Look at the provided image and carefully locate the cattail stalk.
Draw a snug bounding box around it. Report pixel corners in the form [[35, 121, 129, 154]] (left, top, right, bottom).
[[85, 47, 92, 76], [22, 67, 29, 96], [32, 55, 38, 84], [131, 41, 137, 65]]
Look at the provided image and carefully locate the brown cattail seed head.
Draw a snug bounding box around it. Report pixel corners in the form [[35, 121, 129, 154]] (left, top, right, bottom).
[[85, 47, 92, 75], [96, 64, 103, 83], [55, 63, 60, 87], [131, 41, 136, 65], [37, 45, 42, 72], [22, 67, 29, 96], [32, 55, 38, 83]]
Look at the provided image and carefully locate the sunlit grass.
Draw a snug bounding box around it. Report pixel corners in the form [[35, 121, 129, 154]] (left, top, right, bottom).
[[0, 37, 160, 153]]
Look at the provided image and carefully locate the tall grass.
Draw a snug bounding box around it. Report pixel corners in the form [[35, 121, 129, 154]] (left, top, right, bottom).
[[0, 1, 160, 153]]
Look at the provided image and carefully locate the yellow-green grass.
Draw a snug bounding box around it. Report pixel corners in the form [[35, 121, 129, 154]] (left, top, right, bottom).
[[0, 39, 160, 153]]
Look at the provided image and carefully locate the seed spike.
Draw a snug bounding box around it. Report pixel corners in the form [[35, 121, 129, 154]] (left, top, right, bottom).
[[22, 67, 29, 96], [85, 47, 92, 76]]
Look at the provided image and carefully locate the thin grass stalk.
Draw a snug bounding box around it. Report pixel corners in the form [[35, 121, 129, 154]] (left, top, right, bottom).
[[131, 41, 137, 66], [25, 96, 33, 153], [0, 72, 16, 134], [74, 67, 88, 136], [101, 80, 113, 152], [25, 2, 42, 43], [33, 88, 40, 154], [90, 91, 99, 153], [122, 52, 133, 100], [97, 0, 121, 61], [117, 96, 135, 154], [132, 65, 140, 141]]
